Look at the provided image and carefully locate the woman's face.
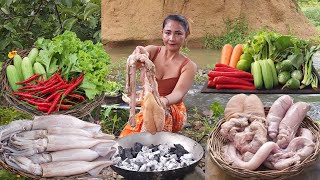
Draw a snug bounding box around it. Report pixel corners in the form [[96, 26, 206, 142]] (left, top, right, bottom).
[[162, 20, 187, 51]]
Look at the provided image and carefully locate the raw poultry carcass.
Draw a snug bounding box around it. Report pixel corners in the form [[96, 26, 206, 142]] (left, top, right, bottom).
[[126, 51, 165, 134]]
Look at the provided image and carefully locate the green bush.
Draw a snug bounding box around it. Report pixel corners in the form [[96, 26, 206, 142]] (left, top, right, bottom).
[[204, 18, 249, 49], [0, 0, 101, 60], [302, 7, 320, 28]]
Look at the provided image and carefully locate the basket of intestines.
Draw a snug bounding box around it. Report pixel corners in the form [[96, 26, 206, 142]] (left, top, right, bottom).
[[0, 32, 111, 118], [208, 94, 320, 180]]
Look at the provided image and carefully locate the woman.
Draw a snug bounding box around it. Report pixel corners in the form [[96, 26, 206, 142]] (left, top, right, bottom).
[[120, 14, 197, 137]]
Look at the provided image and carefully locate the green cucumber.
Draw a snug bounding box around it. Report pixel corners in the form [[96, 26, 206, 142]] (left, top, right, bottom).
[[6, 65, 22, 92], [251, 61, 263, 89], [266, 59, 279, 87], [28, 48, 39, 65], [259, 60, 274, 90], [33, 62, 47, 80], [13, 54, 24, 81], [21, 57, 34, 80]]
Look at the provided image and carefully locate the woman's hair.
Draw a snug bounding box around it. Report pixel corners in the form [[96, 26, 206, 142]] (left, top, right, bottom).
[[162, 14, 190, 37]]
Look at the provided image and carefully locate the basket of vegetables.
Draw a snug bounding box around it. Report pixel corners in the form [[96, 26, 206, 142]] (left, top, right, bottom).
[[208, 94, 320, 180], [0, 31, 112, 118]]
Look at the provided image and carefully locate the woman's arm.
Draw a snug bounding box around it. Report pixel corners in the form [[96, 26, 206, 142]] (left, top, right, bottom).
[[163, 60, 197, 106]]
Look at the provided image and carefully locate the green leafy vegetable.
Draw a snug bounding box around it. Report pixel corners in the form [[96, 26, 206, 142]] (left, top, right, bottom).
[[34, 31, 112, 99]]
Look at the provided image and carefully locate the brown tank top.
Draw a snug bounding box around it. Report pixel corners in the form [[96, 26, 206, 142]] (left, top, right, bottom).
[[151, 47, 190, 97]]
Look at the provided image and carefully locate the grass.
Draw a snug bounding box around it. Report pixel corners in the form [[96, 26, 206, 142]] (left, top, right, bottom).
[[299, 1, 320, 30], [203, 18, 249, 49]]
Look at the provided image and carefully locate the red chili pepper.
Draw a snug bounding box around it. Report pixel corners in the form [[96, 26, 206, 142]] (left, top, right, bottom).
[[208, 71, 253, 79], [61, 72, 84, 99], [37, 106, 50, 112], [214, 76, 254, 86], [17, 84, 37, 91], [45, 91, 59, 102], [54, 84, 71, 91], [16, 74, 39, 85], [12, 92, 44, 99], [70, 77, 76, 84], [22, 99, 52, 107], [55, 73, 66, 84], [47, 92, 63, 114], [57, 104, 72, 110], [68, 93, 85, 102], [40, 82, 64, 95], [215, 84, 256, 90], [45, 74, 57, 83]]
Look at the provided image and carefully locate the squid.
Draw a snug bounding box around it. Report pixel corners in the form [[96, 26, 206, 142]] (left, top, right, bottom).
[[0, 115, 102, 142], [4, 155, 114, 177], [28, 144, 116, 164], [6, 134, 115, 156], [126, 50, 165, 133], [15, 127, 115, 140]]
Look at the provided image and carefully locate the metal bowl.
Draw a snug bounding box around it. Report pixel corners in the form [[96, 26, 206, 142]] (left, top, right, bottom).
[[111, 132, 204, 180]]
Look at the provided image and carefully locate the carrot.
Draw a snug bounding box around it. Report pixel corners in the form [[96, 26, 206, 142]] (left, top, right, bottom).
[[229, 44, 243, 68], [220, 44, 233, 65]]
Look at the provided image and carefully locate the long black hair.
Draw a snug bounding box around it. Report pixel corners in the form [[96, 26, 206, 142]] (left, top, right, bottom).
[[162, 14, 190, 37]]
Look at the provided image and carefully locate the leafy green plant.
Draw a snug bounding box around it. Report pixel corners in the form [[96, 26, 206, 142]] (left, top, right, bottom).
[[204, 18, 249, 49], [99, 105, 130, 136], [0, 0, 101, 60], [0, 106, 32, 126], [185, 101, 224, 141], [0, 170, 28, 180]]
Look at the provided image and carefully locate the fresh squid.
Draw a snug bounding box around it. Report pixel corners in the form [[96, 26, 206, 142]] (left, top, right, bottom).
[[6, 134, 114, 156], [266, 95, 294, 139], [15, 127, 114, 140], [32, 115, 101, 132], [0, 115, 102, 142], [28, 145, 116, 164], [126, 49, 165, 133], [4, 155, 114, 177]]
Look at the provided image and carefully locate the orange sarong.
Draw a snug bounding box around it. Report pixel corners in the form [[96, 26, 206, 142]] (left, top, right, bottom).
[[119, 101, 187, 137]]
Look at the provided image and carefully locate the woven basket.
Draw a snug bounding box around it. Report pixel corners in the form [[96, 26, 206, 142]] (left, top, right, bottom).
[[0, 50, 105, 118], [208, 108, 320, 180]]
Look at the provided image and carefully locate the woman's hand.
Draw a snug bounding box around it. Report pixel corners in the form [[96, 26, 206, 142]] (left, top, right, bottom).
[[133, 46, 149, 57], [160, 96, 169, 107]]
